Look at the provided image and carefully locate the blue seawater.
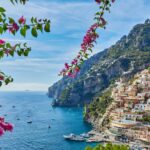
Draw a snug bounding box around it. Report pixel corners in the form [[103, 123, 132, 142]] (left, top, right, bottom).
[[0, 92, 95, 150]]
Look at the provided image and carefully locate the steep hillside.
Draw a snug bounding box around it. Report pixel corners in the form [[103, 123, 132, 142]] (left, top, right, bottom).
[[85, 68, 150, 142], [48, 19, 150, 106]]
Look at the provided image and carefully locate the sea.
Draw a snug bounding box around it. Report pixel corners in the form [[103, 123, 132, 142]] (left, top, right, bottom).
[[0, 92, 95, 150]]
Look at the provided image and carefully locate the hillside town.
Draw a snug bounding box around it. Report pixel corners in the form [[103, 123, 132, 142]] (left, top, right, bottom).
[[110, 69, 150, 144], [69, 69, 150, 149]]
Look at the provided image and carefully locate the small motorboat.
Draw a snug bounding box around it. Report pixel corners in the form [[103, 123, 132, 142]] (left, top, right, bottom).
[[80, 133, 90, 138], [27, 120, 32, 124], [63, 133, 75, 139]]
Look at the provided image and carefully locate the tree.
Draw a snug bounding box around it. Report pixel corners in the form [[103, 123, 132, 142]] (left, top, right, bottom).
[[0, 0, 50, 136], [85, 143, 130, 150], [85, 146, 93, 150]]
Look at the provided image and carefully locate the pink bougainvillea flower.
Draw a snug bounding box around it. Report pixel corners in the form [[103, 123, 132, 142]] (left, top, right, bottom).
[[7, 123, 13, 131], [0, 117, 4, 122], [12, 23, 19, 31], [0, 127, 4, 136], [95, 0, 101, 4], [100, 18, 107, 26], [61, 22, 100, 77], [4, 50, 11, 56], [68, 71, 72, 77], [71, 59, 78, 65], [18, 16, 26, 24], [0, 39, 5, 45], [8, 23, 19, 33], [0, 116, 13, 136], [65, 63, 70, 69], [1, 123, 13, 132], [0, 75, 4, 81], [77, 54, 80, 59], [75, 66, 80, 73]]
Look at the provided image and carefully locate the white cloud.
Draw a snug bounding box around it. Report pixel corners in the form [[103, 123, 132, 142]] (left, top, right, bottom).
[[0, 0, 96, 33], [0, 58, 63, 73], [2, 38, 29, 43], [0, 83, 49, 91], [106, 0, 150, 35]]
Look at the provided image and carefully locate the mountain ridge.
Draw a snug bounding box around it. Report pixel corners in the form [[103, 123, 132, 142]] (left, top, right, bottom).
[[48, 19, 150, 106]]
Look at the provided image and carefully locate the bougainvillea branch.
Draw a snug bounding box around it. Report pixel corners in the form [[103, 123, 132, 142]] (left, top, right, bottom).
[[0, 8, 50, 37], [59, 0, 115, 77], [0, 0, 51, 136], [0, 5, 50, 87]]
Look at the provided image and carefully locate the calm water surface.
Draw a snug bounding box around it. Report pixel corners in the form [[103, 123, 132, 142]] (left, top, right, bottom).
[[0, 92, 94, 150]]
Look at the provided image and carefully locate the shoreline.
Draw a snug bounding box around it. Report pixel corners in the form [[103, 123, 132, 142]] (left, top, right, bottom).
[[86, 129, 150, 149]]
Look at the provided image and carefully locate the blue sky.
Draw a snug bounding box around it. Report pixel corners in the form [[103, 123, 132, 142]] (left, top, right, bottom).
[[0, 0, 150, 91]]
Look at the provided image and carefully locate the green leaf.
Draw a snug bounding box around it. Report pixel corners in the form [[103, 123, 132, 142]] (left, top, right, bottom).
[[9, 50, 14, 57], [0, 16, 3, 22], [0, 26, 3, 34], [0, 45, 3, 49], [5, 78, 10, 85], [1, 12, 6, 18], [88, 48, 92, 52], [9, 17, 15, 24], [84, 53, 89, 59], [31, 27, 38, 37], [31, 17, 34, 23], [0, 7, 6, 13], [0, 81, 2, 87], [0, 50, 4, 58], [37, 24, 43, 32], [20, 27, 26, 37], [24, 50, 29, 56], [17, 50, 22, 56], [3, 23, 8, 32], [44, 22, 50, 32], [33, 17, 37, 23], [95, 12, 100, 15], [6, 43, 11, 48], [11, 30, 16, 36]]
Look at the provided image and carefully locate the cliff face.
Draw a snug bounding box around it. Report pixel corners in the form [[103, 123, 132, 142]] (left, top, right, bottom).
[[48, 20, 150, 107]]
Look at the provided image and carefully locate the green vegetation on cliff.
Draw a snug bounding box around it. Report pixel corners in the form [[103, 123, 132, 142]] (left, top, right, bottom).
[[85, 143, 129, 150], [84, 89, 113, 121]]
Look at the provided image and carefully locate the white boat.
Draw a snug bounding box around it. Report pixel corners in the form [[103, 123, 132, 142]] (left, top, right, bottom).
[[63, 133, 85, 141], [27, 120, 32, 124], [80, 133, 90, 138], [63, 133, 75, 139]]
